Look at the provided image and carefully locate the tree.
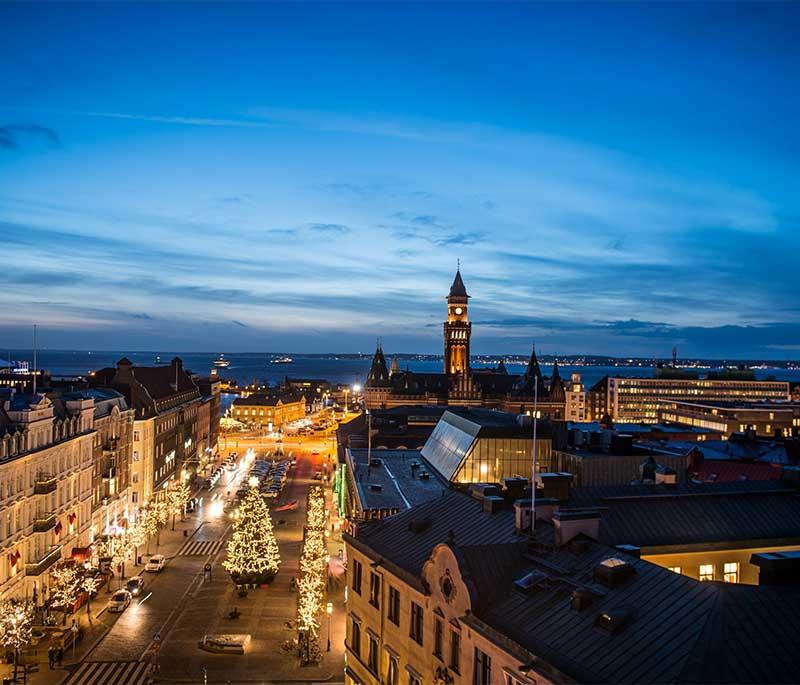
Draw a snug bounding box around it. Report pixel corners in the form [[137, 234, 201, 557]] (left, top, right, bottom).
[[167, 480, 191, 530], [129, 519, 148, 564], [51, 563, 80, 625], [223, 487, 280, 584], [81, 576, 100, 623], [296, 485, 328, 662], [0, 599, 32, 680], [147, 500, 169, 547]]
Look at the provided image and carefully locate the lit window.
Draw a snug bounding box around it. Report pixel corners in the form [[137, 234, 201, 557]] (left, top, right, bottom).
[[723, 562, 739, 583], [668, 566, 681, 574], [699, 564, 714, 581]]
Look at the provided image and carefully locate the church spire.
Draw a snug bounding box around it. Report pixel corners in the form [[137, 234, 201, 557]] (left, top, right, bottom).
[[448, 266, 469, 299], [366, 341, 389, 387]]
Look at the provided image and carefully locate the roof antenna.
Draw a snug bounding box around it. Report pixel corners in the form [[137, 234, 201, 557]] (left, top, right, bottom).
[[457, 257, 460, 271]]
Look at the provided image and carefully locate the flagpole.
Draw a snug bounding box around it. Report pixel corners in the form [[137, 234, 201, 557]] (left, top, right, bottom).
[[531, 369, 538, 532]]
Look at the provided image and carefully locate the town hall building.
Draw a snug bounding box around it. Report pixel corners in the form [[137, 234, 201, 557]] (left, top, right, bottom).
[[365, 269, 566, 417]]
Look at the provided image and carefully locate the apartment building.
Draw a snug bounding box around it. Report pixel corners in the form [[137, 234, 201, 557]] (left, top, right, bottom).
[[91, 357, 201, 511], [0, 389, 95, 602], [343, 487, 800, 685]]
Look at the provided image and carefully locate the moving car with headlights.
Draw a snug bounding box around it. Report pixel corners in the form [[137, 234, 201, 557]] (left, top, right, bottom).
[[145, 554, 166, 572], [108, 589, 132, 613], [126, 575, 146, 596]]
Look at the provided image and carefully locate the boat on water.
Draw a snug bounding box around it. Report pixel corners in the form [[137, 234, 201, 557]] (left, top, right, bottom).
[[270, 356, 293, 364], [214, 354, 231, 368]]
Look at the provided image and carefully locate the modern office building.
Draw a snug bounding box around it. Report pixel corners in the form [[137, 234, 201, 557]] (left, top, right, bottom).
[[421, 408, 552, 484], [589, 374, 790, 423], [659, 400, 800, 438]]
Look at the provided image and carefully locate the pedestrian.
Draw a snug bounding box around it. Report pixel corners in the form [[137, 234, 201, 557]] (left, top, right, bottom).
[[47, 645, 54, 670], [56, 646, 63, 667]]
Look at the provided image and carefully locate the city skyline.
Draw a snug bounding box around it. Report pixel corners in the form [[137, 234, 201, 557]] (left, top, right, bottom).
[[3, 3, 800, 358]]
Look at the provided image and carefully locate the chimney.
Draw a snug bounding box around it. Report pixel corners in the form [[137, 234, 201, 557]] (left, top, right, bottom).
[[540, 472, 572, 502], [553, 509, 601, 546], [515, 497, 560, 534], [171, 357, 182, 391], [655, 466, 677, 485], [751, 551, 800, 586]]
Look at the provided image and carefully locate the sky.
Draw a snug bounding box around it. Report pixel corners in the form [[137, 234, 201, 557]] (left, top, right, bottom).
[[1, 2, 799, 358]]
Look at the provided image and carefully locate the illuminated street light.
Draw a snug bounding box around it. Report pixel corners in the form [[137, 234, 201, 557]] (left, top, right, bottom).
[[326, 601, 333, 651]]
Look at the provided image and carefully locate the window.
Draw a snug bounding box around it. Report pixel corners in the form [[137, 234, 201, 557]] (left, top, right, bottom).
[[434, 616, 443, 659], [410, 602, 423, 645], [133, 431, 139, 441], [367, 635, 378, 674], [350, 617, 361, 658], [131, 492, 138, 504], [668, 566, 682, 574], [132, 473, 139, 484], [473, 647, 492, 685], [450, 630, 461, 673], [132, 451, 140, 462], [369, 571, 381, 608], [724, 562, 739, 583], [408, 675, 421, 685], [388, 586, 400, 625], [387, 655, 399, 685], [351, 559, 362, 595], [699, 564, 714, 581]]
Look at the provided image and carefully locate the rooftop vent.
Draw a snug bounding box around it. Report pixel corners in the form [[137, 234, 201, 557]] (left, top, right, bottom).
[[514, 569, 548, 593], [595, 607, 633, 633], [368, 484, 383, 492], [594, 557, 636, 588], [408, 518, 432, 534], [369, 458, 382, 467], [570, 588, 598, 611], [419, 471, 430, 480]]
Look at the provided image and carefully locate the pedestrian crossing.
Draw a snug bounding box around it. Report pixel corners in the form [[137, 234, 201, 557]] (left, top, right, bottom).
[[178, 538, 224, 556], [63, 661, 150, 685]]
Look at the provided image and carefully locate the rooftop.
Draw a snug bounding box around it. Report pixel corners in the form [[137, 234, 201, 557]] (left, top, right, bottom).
[[348, 488, 800, 684], [347, 448, 446, 513], [232, 392, 305, 407]]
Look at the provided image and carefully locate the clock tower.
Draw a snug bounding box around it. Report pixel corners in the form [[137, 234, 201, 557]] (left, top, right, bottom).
[[443, 268, 471, 375]]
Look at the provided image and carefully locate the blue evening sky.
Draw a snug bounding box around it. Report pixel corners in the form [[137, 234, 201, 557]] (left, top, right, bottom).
[[1, 2, 799, 357]]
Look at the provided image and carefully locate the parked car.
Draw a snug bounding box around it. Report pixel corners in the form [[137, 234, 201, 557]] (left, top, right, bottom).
[[126, 575, 146, 596], [186, 498, 198, 513], [313, 471, 323, 480], [145, 555, 166, 573], [108, 589, 132, 613]]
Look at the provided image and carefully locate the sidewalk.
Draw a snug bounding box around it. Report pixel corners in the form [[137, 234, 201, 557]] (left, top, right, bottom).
[[0, 515, 209, 685]]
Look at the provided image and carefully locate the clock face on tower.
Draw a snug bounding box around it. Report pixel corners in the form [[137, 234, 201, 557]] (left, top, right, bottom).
[[454, 307, 463, 315]]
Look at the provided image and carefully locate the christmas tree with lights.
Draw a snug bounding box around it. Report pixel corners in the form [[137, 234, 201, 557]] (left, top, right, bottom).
[[223, 486, 281, 584]]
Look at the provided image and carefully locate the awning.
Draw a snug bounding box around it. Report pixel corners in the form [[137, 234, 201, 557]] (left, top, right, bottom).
[[71, 547, 92, 562]]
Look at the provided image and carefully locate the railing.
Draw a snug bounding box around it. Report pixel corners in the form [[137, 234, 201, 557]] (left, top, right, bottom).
[[33, 512, 57, 533], [34, 475, 57, 495], [25, 545, 61, 576]]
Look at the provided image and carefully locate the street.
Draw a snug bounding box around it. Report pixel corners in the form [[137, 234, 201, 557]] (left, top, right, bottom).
[[71, 431, 346, 684]]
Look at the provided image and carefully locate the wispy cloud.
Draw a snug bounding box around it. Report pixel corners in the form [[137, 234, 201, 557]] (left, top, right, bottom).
[[0, 124, 59, 149]]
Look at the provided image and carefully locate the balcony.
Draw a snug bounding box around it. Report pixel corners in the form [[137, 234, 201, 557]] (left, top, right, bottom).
[[34, 475, 57, 495], [101, 466, 116, 480], [25, 545, 61, 576], [33, 513, 57, 533]]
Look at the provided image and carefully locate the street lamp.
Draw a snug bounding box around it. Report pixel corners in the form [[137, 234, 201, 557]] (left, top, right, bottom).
[[326, 602, 333, 651]]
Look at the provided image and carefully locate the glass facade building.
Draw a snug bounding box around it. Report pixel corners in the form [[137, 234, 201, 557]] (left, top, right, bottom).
[[422, 410, 552, 484]]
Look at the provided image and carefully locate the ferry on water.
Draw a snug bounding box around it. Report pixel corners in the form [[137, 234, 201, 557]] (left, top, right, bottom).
[[270, 356, 293, 364], [214, 354, 231, 368]]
